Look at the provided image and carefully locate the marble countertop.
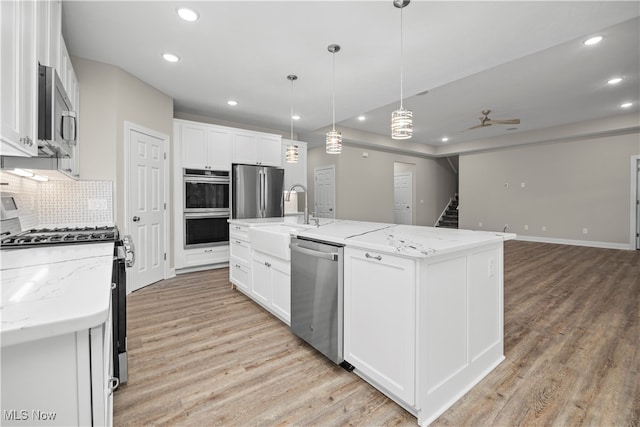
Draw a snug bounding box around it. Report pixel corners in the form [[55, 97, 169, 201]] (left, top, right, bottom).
[[229, 217, 516, 256], [0, 243, 114, 347], [346, 225, 516, 258]]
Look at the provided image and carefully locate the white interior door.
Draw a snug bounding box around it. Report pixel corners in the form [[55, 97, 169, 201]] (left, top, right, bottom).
[[314, 165, 335, 219], [636, 158, 639, 249], [127, 126, 166, 293], [394, 172, 413, 225]]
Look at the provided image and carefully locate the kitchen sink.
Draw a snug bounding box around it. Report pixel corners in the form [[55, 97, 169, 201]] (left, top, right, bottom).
[[249, 224, 312, 260]]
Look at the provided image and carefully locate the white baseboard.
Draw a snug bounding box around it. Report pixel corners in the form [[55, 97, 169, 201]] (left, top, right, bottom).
[[516, 235, 632, 250], [167, 268, 176, 279]]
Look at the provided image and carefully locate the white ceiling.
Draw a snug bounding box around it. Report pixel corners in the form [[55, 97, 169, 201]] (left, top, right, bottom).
[[62, 1, 640, 155]]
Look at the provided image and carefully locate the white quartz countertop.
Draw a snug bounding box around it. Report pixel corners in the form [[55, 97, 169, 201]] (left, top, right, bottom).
[[229, 217, 516, 256], [346, 225, 516, 258], [0, 243, 114, 347]]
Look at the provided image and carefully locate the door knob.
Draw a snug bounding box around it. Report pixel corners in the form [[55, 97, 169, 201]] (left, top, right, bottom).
[[132, 216, 140, 222]]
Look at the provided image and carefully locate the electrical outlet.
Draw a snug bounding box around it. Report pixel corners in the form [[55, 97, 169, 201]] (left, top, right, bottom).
[[524, 224, 529, 230], [88, 199, 107, 211], [504, 182, 509, 188], [583, 228, 588, 234], [478, 221, 483, 228], [521, 182, 526, 188], [542, 225, 547, 231], [488, 259, 496, 277]]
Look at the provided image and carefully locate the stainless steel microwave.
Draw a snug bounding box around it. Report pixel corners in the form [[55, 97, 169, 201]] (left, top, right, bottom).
[[38, 64, 76, 157]]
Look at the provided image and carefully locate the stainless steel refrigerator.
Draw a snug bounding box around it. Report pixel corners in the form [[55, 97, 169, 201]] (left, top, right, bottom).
[[231, 164, 285, 219]]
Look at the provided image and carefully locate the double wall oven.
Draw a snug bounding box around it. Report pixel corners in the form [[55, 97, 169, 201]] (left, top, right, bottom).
[[183, 169, 230, 249]]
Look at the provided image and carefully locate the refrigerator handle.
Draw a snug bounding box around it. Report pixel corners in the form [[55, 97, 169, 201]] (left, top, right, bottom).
[[259, 170, 265, 216]]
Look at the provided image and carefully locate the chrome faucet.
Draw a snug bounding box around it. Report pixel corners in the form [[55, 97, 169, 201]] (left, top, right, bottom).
[[286, 183, 309, 224]]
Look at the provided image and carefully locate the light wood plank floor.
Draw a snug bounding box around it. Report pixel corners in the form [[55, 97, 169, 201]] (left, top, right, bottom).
[[114, 241, 639, 426]]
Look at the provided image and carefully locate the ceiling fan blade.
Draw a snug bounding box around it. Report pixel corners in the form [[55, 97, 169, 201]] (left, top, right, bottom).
[[487, 119, 520, 125], [467, 123, 490, 130]]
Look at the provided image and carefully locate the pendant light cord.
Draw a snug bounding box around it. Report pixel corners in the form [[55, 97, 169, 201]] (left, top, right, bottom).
[[332, 51, 336, 132], [399, 4, 404, 110], [290, 79, 294, 140]]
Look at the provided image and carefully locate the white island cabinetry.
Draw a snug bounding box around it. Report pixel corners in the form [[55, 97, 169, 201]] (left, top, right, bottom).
[[342, 226, 508, 427], [251, 250, 291, 324], [229, 223, 251, 293], [344, 247, 416, 405]]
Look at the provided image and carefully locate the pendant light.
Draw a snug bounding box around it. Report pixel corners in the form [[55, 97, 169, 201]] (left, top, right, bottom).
[[285, 74, 299, 163], [391, 0, 413, 140], [326, 44, 342, 154]]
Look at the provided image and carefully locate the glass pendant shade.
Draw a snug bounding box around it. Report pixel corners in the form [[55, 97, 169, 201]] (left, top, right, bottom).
[[286, 143, 299, 163], [391, 107, 413, 139], [326, 130, 342, 154]]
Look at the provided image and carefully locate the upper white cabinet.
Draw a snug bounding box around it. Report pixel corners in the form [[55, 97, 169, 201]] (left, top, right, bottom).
[[1, 0, 38, 157], [36, 0, 61, 70], [281, 139, 307, 190], [233, 131, 282, 167], [176, 120, 232, 171]]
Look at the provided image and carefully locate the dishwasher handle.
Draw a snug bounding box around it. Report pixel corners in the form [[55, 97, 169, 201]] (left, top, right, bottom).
[[290, 242, 338, 261]]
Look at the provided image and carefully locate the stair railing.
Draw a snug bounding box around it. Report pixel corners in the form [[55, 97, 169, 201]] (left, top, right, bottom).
[[434, 196, 456, 227]]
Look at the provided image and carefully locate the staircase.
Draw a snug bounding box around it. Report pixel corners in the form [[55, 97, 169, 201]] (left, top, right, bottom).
[[436, 194, 458, 229]]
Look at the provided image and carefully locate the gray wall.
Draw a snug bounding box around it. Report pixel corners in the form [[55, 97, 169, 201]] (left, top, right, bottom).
[[307, 144, 457, 225], [459, 132, 639, 246], [73, 57, 174, 264]]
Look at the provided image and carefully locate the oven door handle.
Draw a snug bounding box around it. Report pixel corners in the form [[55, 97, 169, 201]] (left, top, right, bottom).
[[183, 176, 230, 184], [184, 212, 230, 219]]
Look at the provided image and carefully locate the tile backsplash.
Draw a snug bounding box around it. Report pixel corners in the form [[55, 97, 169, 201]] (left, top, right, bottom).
[[0, 172, 113, 229]]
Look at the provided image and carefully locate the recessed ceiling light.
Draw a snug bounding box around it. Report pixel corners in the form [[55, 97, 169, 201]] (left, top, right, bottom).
[[162, 53, 180, 63], [177, 8, 199, 22], [583, 36, 603, 46], [227, 100, 238, 106], [292, 114, 301, 120], [621, 102, 633, 108], [441, 137, 449, 142], [607, 77, 623, 85], [357, 115, 366, 121]]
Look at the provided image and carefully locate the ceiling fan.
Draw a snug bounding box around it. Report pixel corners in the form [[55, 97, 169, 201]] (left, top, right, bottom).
[[468, 110, 520, 130]]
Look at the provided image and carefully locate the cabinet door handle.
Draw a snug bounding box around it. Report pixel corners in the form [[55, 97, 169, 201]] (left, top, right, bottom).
[[264, 261, 271, 267], [204, 249, 213, 253], [235, 240, 242, 244], [235, 264, 241, 269], [365, 253, 382, 261], [108, 377, 120, 395]]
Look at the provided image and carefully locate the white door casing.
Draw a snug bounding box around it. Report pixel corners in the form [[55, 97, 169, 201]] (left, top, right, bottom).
[[394, 172, 413, 225], [314, 165, 335, 219], [125, 123, 168, 293], [632, 156, 640, 250]]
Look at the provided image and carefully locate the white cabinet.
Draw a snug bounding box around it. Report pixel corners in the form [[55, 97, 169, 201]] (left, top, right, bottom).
[[35, 0, 61, 70], [251, 250, 291, 324], [344, 247, 416, 405], [233, 131, 282, 167], [1, 0, 38, 157], [177, 120, 232, 171], [1, 321, 113, 426], [229, 224, 251, 293], [282, 139, 307, 191], [182, 246, 230, 269]]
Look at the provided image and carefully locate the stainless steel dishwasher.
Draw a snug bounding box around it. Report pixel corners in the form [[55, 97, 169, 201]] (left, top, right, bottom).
[[290, 237, 351, 368]]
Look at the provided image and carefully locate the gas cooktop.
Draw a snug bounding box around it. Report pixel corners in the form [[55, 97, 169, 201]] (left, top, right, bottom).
[[0, 226, 118, 248]]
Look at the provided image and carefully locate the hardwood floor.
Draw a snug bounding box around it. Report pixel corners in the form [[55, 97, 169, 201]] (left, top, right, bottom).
[[114, 241, 639, 426]]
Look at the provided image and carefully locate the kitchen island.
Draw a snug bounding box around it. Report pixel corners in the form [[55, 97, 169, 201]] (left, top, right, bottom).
[[229, 217, 514, 426], [1, 243, 115, 426]]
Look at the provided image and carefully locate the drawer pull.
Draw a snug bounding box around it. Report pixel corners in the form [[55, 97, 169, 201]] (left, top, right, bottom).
[[365, 253, 382, 261]]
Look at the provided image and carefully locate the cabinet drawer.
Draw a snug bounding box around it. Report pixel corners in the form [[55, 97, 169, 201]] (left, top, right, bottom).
[[229, 224, 249, 240], [230, 257, 250, 292], [230, 238, 251, 264], [184, 246, 229, 268]]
